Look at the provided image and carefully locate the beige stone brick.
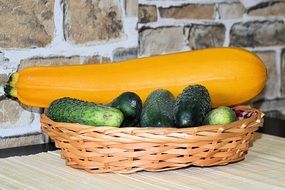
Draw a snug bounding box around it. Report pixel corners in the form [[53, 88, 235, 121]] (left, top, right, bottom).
[[83, 55, 111, 64], [125, 0, 138, 17], [0, 0, 54, 48], [0, 74, 8, 85], [19, 55, 111, 70], [248, 1, 285, 16], [0, 99, 35, 129], [19, 56, 82, 70], [159, 4, 215, 19], [138, 4, 157, 23], [101, 57, 112, 64], [139, 26, 185, 56], [188, 24, 225, 50], [64, 0, 124, 44], [218, 2, 245, 19], [230, 21, 285, 47]]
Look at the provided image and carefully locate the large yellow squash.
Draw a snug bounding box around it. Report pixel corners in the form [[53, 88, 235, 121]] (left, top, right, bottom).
[[5, 47, 267, 108]]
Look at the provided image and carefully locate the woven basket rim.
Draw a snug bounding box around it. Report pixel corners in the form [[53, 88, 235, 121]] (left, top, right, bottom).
[[41, 105, 263, 130]]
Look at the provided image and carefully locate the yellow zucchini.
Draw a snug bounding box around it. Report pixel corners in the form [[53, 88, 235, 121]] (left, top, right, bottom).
[[5, 47, 267, 108]]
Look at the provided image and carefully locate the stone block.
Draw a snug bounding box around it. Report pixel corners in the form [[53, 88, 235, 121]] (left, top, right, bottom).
[[218, 2, 245, 19], [125, 0, 138, 17], [139, 26, 185, 56], [252, 98, 285, 115], [19, 56, 81, 70], [0, 99, 35, 129], [230, 21, 285, 47], [64, 0, 124, 44], [0, 0, 54, 48], [248, 1, 285, 16], [138, 4, 157, 23], [83, 55, 111, 64], [252, 51, 278, 101], [113, 47, 138, 62], [0, 74, 8, 85], [159, 4, 215, 19], [18, 55, 110, 70], [188, 24, 225, 50]]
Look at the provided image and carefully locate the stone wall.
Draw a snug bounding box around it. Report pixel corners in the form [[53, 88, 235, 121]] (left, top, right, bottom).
[[0, 0, 285, 148], [0, 0, 138, 148]]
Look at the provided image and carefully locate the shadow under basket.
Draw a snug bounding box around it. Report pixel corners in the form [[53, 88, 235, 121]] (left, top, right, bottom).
[[41, 106, 264, 174]]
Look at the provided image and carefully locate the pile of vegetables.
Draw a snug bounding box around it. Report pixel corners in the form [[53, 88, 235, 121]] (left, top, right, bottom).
[[4, 47, 267, 128], [46, 84, 237, 128]]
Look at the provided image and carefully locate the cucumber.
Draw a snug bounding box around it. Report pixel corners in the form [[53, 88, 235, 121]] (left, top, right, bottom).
[[109, 92, 142, 127], [203, 106, 237, 125], [47, 97, 124, 127], [140, 89, 175, 128], [174, 85, 211, 128]]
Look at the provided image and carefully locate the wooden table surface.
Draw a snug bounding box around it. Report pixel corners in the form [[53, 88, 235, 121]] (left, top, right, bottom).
[[0, 133, 284, 190]]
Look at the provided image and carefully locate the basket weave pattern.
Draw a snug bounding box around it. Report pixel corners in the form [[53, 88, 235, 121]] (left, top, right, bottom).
[[41, 106, 264, 174]]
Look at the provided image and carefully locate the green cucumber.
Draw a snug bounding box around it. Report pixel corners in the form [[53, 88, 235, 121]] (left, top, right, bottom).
[[109, 92, 142, 127], [174, 85, 211, 128], [140, 89, 175, 128], [47, 97, 123, 127], [203, 106, 237, 125]]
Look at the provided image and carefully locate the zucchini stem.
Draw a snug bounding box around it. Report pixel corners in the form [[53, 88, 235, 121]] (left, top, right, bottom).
[[4, 72, 19, 98]]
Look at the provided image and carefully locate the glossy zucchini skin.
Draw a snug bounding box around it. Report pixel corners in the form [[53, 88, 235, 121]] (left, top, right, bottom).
[[5, 48, 267, 108], [47, 97, 124, 127]]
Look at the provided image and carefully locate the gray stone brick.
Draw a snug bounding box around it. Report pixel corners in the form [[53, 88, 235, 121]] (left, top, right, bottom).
[[113, 47, 138, 62], [218, 2, 245, 19], [188, 24, 225, 50], [252, 51, 278, 101], [230, 21, 285, 47], [248, 1, 285, 16]]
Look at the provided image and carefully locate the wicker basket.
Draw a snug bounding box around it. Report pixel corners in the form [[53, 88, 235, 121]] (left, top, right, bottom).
[[41, 105, 264, 174]]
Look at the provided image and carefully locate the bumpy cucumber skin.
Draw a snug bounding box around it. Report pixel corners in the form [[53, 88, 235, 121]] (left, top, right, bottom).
[[109, 92, 142, 127], [140, 89, 175, 128], [47, 97, 124, 127], [174, 85, 211, 128]]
